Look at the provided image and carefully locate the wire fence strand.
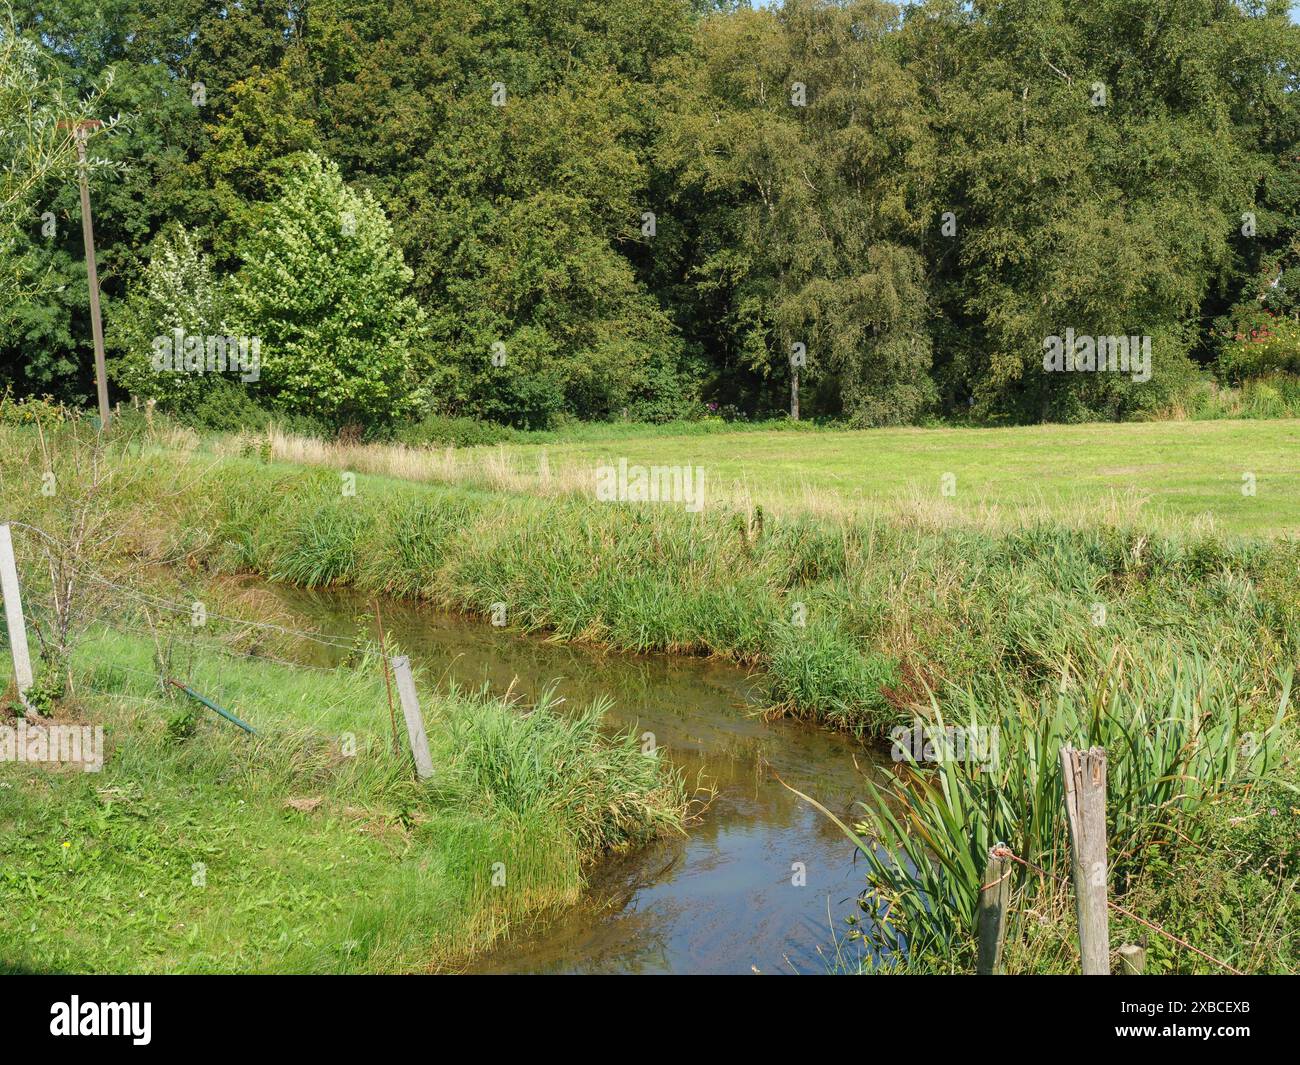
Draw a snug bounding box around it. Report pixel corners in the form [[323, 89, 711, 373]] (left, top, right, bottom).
[[7, 519, 360, 654], [991, 844, 1246, 976], [4, 519, 390, 736]]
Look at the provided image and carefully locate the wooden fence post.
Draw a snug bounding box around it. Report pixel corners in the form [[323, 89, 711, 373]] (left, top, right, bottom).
[[391, 655, 434, 780], [0, 523, 34, 709], [1060, 745, 1110, 974], [1117, 943, 1146, 975], [976, 845, 1012, 974]]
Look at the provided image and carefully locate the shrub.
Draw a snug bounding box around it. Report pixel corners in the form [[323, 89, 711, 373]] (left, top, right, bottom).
[[0, 388, 77, 426], [394, 414, 526, 448], [1217, 313, 1300, 382]]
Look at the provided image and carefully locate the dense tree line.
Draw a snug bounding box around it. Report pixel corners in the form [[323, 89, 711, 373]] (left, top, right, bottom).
[[3, 0, 1299, 430]]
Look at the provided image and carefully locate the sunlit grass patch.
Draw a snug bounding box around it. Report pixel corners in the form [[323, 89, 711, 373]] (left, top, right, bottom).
[[0, 626, 686, 973]]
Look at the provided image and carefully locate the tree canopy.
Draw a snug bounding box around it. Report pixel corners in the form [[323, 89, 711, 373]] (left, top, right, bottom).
[[3, 0, 1299, 429]]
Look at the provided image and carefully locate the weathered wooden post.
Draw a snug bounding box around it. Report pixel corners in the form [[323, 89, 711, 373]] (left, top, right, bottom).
[[0, 523, 34, 709], [1117, 942, 1147, 975], [976, 844, 1012, 974], [391, 655, 434, 780], [1061, 745, 1110, 974]]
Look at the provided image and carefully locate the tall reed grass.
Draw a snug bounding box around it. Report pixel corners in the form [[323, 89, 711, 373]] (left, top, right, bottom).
[[797, 653, 1293, 971], [5, 423, 1298, 741]]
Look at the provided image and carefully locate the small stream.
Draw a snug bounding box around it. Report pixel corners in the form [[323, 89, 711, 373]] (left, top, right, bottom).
[[255, 583, 885, 975]]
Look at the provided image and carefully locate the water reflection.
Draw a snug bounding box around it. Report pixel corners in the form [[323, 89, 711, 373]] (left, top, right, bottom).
[[253, 583, 883, 975]]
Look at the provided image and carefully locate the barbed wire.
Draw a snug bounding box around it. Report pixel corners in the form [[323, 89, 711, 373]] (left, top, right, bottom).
[[80, 663, 366, 734], [78, 681, 366, 738], [82, 572, 359, 653], [81, 657, 366, 733], [5, 521, 65, 547], [7, 528, 391, 732], [80, 684, 175, 712], [20, 591, 390, 735], [6, 519, 360, 653], [24, 601, 365, 679], [990, 843, 1246, 976], [6, 520, 418, 738]]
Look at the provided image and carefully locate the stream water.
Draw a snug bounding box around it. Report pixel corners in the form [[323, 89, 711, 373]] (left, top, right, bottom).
[[257, 584, 885, 975]]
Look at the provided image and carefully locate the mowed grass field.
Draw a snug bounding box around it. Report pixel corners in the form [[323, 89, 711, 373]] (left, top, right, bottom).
[[257, 418, 1300, 538], [523, 420, 1300, 536]]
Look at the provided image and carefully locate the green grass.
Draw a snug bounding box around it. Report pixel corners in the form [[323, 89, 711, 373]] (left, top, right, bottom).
[[7, 421, 1300, 740], [486, 419, 1300, 537], [2, 419, 1298, 973], [219, 417, 1300, 537], [0, 625, 686, 973]]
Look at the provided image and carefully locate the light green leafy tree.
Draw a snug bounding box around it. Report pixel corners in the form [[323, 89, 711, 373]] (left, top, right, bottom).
[[107, 224, 230, 410], [229, 153, 425, 428]]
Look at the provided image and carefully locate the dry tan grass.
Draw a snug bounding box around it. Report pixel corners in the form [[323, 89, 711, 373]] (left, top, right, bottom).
[[215, 428, 594, 498]]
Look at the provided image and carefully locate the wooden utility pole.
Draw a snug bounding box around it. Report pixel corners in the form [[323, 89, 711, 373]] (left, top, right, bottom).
[[66, 120, 110, 429], [1061, 745, 1110, 974], [0, 523, 35, 710]]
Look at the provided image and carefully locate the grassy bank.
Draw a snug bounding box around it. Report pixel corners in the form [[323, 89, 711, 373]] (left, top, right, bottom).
[[0, 622, 686, 973], [4, 420, 1299, 737], [2, 419, 1297, 972]]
